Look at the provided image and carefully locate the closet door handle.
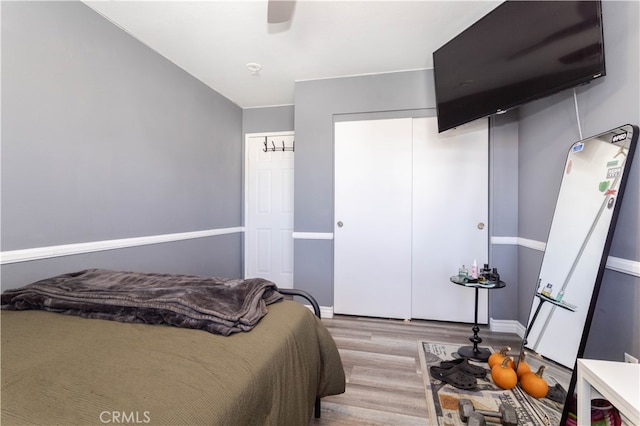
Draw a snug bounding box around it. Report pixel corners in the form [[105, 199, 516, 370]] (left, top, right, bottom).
[[337, 221, 344, 228]]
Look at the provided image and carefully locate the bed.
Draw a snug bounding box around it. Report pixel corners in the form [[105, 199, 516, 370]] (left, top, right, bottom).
[[1, 269, 345, 425]]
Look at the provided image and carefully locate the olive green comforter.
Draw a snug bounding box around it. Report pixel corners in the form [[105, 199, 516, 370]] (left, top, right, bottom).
[[1, 300, 345, 425]]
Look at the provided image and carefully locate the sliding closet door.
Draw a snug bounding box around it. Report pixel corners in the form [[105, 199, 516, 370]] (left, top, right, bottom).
[[411, 117, 489, 323], [334, 118, 413, 319]]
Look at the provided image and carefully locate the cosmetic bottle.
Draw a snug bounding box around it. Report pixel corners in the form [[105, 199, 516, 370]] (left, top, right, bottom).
[[482, 263, 491, 280], [491, 268, 500, 283], [470, 260, 478, 279], [458, 265, 468, 279]]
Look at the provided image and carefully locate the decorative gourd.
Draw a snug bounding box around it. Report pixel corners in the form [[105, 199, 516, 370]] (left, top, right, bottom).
[[520, 365, 549, 398], [488, 346, 511, 368], [515, 352, 532, 378], [491, 357, 517, 390]]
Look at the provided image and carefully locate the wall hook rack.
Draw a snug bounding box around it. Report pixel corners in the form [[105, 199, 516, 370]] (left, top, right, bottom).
[[263, 137, 294, 153]]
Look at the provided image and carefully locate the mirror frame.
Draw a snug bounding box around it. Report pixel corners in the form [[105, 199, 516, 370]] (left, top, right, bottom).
[[517, 124, 638, 425]]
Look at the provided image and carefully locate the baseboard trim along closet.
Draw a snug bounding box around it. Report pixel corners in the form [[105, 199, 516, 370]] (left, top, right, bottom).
[[0, 227, 244, 265]]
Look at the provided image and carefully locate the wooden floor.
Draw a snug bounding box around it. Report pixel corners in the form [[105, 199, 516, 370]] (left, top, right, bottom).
[[310, 315, 523, 425]]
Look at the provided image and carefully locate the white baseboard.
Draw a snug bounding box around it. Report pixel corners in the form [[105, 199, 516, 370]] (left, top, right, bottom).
[[490, 318, 526, 338], [303, 305, 334, 319], [320, 306, 334, 318]]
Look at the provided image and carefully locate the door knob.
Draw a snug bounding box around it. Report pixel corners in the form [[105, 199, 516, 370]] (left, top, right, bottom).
[[337, 221, 344, 228], [477, 222, 485, 230]]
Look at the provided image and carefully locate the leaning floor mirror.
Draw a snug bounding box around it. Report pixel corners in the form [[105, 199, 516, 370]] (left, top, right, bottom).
[[517, 124, 638, 425]]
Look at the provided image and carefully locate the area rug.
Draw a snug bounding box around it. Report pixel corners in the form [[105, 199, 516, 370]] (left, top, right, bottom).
[[418, 341, 564, 426]]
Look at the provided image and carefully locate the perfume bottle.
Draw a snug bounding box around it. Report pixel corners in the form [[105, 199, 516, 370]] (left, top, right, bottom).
[[556, 289, 565, 302], [458, 265, 469, 279], [490, 267, 500, 283], [541, 283, 553, 297], [481, 263, 491, 282]]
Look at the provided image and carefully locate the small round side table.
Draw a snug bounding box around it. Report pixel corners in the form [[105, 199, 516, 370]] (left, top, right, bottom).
[[450, 275, 506, 362]]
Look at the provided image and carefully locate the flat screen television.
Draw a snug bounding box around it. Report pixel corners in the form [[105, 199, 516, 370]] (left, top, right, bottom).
[[433, 0, 605, 133]]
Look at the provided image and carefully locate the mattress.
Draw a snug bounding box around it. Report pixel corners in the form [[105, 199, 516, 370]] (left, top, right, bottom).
[[1, 300, 345, 425]]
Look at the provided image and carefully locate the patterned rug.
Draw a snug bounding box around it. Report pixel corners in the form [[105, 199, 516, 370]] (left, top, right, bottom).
[[418, 341, 563, 426]]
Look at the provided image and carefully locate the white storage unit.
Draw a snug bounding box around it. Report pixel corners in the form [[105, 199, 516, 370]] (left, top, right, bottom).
[[577, 359, 640, 426]]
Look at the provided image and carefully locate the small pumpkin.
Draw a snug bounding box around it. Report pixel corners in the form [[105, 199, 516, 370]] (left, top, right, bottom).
[[520, 365, 549, 398], [491, 357, 518, 390], [488, 346, 511, 368], [515, 352, 532, 378]]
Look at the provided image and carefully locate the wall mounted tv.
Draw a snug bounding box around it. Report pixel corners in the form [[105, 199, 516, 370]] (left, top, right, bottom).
[[433, 0, 605, 133]]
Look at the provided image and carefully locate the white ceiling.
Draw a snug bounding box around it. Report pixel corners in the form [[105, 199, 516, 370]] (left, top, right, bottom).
[[84, 1, 503, 108]]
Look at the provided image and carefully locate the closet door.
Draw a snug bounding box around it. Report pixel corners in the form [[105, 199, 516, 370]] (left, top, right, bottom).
[[411, 117, 489, 323], [334, 118, 413, 319]]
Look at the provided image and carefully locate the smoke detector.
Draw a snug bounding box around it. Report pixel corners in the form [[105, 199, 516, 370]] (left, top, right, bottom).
[[246, 63, 262, 75]]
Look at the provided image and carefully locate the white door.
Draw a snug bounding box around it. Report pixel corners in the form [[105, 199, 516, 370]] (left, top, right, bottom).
[[244, 133, 294, 288], [334, 118, 413, 319], [411, 117, 488, 323]]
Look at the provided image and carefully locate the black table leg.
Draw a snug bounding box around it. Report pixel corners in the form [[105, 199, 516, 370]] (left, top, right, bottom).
[[523, 297, 545, 346], [457, 287, 491, 362]]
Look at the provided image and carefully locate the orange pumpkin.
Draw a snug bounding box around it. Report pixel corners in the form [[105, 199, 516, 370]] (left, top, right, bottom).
[[515, 352, 532, 378], [488, 346, 511, 368], [491, 357, 518, 390], [520, 365, 549, 398]]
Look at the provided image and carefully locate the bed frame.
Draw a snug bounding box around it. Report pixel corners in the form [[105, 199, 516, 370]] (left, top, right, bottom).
[[279, 288, 323, 418]]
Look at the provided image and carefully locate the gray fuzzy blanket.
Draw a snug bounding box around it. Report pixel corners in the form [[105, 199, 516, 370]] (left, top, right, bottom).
[[1, 269, 283, 336]]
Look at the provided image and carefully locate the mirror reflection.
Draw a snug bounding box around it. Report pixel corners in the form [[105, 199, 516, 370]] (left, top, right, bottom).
[[518, 124, 637, 422]]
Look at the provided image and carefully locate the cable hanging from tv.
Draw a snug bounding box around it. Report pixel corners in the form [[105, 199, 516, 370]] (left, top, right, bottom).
[[263, 137, 294, 152]]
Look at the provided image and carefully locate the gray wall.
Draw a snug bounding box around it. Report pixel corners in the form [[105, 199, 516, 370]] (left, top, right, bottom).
[[516, 0, 640, 361], [242, 105, 294, 135], [1, 2, 244, 288], [489, 112, 520, 321]]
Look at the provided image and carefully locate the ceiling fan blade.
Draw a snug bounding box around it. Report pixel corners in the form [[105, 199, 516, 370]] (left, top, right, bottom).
[[267, 0, 296, 24]]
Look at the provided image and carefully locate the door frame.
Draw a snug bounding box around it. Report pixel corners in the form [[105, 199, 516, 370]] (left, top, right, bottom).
[[243, 131, 295, 281]]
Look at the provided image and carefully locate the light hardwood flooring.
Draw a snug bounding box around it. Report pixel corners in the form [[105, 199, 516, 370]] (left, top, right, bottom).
[[310, 315, 523, 425]]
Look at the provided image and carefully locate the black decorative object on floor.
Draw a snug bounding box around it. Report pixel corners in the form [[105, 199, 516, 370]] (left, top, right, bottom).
[[439, 357, 488, 379]]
